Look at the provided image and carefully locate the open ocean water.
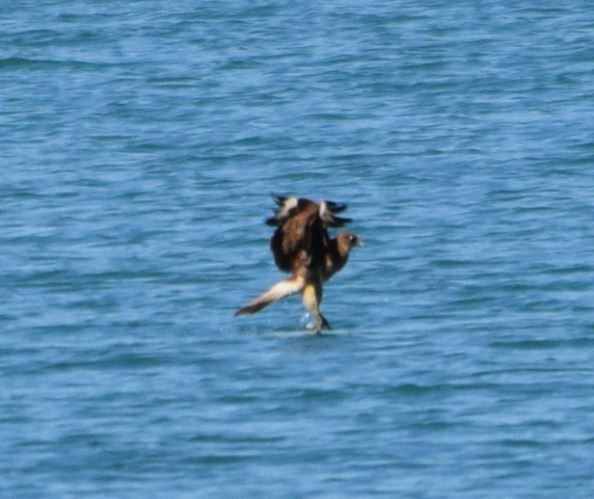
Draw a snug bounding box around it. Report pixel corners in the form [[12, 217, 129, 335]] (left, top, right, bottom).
[[2, 1, 594, 497]]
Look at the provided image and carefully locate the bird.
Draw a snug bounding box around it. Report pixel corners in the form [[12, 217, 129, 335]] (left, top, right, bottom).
[[235, 194, 362, 333]]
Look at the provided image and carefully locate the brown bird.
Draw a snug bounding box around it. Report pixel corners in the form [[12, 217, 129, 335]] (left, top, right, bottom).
[[235, 195, 362, 333]]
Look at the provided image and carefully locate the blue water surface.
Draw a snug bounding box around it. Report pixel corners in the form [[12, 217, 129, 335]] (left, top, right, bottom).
[[2, 1, 594, 497]]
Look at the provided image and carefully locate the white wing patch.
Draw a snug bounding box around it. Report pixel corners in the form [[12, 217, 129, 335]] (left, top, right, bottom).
[[319, 201, 328, 221], [319, 200, 338, 226], [277, 196, 298, 220]]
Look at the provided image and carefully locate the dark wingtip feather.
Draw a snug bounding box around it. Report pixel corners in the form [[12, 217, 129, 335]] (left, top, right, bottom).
[[235, 306, 249, 316], [270, 192, 287, 206], [236, 299, 270, 315], [331, 216, 353, 227], [326, 200, 348, 213], [235, 307, 251, 316]]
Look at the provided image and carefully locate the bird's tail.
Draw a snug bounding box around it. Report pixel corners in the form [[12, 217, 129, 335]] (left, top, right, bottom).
[[235, 276, 304, 316]]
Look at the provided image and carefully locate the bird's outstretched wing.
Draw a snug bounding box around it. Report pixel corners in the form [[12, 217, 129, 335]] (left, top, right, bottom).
[[235, 274, 305, 316], [266, 195, 352, 273]]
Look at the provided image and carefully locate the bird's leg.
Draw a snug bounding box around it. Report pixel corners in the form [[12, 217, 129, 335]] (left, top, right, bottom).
[[302, 280, 329, 334]]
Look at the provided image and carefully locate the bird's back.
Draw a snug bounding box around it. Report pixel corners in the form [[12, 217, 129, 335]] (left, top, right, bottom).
[[266, 195, 351, 275]]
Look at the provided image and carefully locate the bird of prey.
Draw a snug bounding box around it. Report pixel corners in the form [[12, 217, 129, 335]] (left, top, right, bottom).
[[235, 195, 362, 333]]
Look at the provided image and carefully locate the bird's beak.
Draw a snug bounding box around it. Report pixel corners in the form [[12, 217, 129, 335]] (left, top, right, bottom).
[[355, 238, 364, 248]]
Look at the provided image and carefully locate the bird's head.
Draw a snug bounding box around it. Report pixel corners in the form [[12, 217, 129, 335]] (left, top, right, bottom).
[[338, 232, 363, 253]]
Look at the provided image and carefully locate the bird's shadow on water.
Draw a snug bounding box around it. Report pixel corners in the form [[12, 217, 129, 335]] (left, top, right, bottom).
[[234, 314, 370, 361], [266, 328, 352, 340], [233, 309, 367, 356], [266, 329, 352, 358], [258, 313, 352, 339]]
